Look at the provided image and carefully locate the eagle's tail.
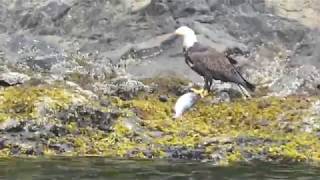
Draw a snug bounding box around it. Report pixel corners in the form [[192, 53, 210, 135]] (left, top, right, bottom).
[[233, 67, 256, 92], [243, 78, 256, 92]]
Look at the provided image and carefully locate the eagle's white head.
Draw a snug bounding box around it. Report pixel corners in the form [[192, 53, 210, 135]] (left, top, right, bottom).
[[174, 26, 198, 49]]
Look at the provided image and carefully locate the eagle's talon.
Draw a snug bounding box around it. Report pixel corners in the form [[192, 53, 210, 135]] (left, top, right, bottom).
[[202, 89, 209, 97], [190, 88, 202, 95]]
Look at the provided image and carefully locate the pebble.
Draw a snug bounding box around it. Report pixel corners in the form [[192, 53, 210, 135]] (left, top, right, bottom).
[[159, 95, 169, 102]]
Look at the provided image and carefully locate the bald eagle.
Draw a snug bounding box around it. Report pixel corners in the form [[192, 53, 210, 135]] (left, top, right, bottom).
[[174, 26, 255, 97]]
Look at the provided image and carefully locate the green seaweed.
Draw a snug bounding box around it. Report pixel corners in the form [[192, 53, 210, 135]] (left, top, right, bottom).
[[39, 94, 320, 165], [0, 79, 320, 166], [142, 76, 190, 94], [107, 95, 320, 164], [0, 85, 74, 122]]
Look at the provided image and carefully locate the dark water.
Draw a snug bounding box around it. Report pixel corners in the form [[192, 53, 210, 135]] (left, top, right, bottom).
[[0, 158, 319, 180]]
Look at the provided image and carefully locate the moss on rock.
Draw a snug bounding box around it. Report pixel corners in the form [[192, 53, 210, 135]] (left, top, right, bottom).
[[142, 76, 190, 95], [0, 85, 74, 122], [0, 84, 118, 157], [0, 79, 319, 166], [104, 95, 320, 165]]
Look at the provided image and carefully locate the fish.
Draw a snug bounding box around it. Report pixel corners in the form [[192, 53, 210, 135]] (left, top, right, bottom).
[[173, 92, 200, 119]]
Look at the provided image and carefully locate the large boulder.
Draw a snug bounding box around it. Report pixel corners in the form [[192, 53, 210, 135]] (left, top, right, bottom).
[[0, 0, 319, 97]]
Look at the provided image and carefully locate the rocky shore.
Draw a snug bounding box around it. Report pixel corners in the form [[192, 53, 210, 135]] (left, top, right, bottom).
[[0, 0, 320, 165]]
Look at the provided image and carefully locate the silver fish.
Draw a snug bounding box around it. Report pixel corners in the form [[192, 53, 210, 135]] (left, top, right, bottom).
[[173, 92, 200, 118]]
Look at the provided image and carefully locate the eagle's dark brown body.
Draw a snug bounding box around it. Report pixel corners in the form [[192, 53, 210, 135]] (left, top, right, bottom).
[[183, 43, 255, 92]]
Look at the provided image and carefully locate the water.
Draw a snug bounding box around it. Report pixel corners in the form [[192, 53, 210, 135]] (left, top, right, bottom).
[[0, 158, 319, 180]]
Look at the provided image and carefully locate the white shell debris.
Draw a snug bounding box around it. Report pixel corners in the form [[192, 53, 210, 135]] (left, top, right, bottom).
[[173, 92, 200, 118]]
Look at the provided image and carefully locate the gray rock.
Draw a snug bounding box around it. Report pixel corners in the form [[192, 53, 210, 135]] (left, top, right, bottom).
[[122, 117, 152, 143], [0, 119, 25, 132], [48, 143, 74, 153], [0, 72, 30, 86], [0, 0, 318, 98], [193, 22, 247, 51], [167, 0, 210, 18], [269, 65, 320, 96], [301, 100, 320, 133], [95, 78, 151, 100], [210, 91, 232, 104], [159, 95, 169, 102]]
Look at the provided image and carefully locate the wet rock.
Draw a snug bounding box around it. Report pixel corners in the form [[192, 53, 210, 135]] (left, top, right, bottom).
[[0, 72, 30, 86], [210, 91, 231, 104], [99, 98, 111, 107], [5, 34, 64, 68], [10, 145, 21, 155], [64, 81, 98, 100], [130, 33, 177, 60], [25, 145, 44, 156], [158, 95, 169, 102], [166, 146, 205, 160], [49, 143, 74, 153], [26, 123, 41, 133], [278, 121, 296, 133], [167, 0, 210, 18], [95, 78, 151, 100], [0, 0, 316, 99], [39, 1, 71, 23], [114, 33, 178, 67], [193, 22, 247, 52], [26, 56, 59, 72], [316, 131, 320, 139], [0, 139, 5, 150], [122, 117, 152, 143], [269, 65, 320, 96], [50, 125, 68, 137], [264, 0, 320, 28], [0, 84, 123, 156], [128, 0, 152, 12], [202, 137, 233, 146], [209, 152, 225, 164], [301, 100, 320, 133], [254, 119, 270, 127], [57, 105, 119, 132], [148, 131, 164, 138], [0, 120, 25, 132]]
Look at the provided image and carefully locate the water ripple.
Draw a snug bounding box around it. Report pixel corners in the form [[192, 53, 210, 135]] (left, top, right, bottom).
[[0, 158, 319, 180]]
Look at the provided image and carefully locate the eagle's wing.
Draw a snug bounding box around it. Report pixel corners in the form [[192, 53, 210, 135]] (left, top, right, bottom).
[[187, 46, 255, 91], [188, 48, 243, 84], [226, 56, 238, 64]]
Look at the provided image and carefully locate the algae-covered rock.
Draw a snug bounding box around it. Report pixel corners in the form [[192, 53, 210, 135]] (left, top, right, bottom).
[[0, 84, 121, 156], [0, 72, 319, 166], [0, 72, 30, 86], [94, 78, 152, 100], [99, 94, 320, 165]]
